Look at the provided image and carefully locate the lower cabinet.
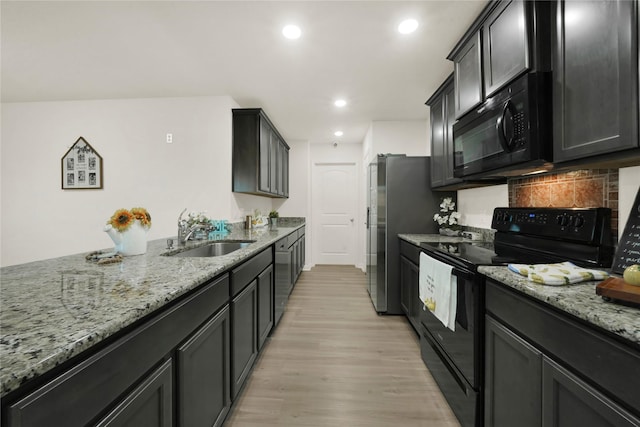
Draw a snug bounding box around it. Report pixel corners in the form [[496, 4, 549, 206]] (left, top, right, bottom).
[[177, 307, 230, 427], [399, 240, 422, 334], [399, 255, 421, 332], [257, 265, 274, 350], [231, 281, 258, 400], [96, 359, 173, 427], [485, 280, 640, 427], [485, 316, 542, 427]]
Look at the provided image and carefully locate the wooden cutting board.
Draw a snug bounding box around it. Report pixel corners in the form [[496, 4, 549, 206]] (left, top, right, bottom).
[[596, 277, 640, 306]]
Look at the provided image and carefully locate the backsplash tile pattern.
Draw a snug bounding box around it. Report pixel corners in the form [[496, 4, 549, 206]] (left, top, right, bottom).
[[509, 169, 619, 234]]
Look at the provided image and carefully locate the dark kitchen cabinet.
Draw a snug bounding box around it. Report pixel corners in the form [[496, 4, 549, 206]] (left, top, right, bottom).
[[233, 108, 290, 198], [452, 30, 483, 119], [482, 0, 529, 97], [229, 248, 272, 399], [96, 359, 173, 427], [257, 265, 274, 350], [426, 74, 462, 189], [448, 0, 550, 118], [485, 316, 541, 427], [485, 279, 640, 426], [552, 0, 639, 163], [177, 306, 230, 427], [230, 281, 257, 400], [399, 240, 422, 334], [4, 275, 230, 427]]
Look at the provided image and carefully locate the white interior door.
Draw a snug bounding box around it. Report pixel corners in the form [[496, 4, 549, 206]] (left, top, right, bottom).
[[312, 162, 357, 265]]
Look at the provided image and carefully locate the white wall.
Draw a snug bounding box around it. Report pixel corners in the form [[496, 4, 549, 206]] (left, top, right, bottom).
[[0, 96, 271, 266], [363, 120, 429, 165], [458, 185, 509, 229]]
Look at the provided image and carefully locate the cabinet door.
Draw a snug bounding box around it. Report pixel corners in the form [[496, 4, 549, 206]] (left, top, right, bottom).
[[553, 0, 639, 162], [281, 144, 289, 198], [270, 132, 279, 195], [231, 281, 257, 400], [454, 31, 483, 119], [177, 307, 230, 427], [257, 265, 274, 350], [483, 0, 528, 96], [429, 94, 446, 188], [542, 357, 640, 427], [485, 316, 542, 427], [96, 360, 172, 427], [259, 119, 271, 193], [399, 256, 412, 317], [443, 82, 462, 186]]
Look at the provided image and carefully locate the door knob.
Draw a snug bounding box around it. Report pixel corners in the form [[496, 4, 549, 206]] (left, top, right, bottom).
[[350, 218, 354, 222]]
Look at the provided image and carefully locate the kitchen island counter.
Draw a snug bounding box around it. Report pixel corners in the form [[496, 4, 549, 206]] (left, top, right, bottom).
[[0, 222, 304, 397]]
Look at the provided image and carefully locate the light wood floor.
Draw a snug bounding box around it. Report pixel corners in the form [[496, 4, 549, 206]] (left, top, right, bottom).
[[224, 265, 460, 427]]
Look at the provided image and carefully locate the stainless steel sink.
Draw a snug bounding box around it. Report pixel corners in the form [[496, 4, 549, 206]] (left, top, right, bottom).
[[171, 241, 254, 257]]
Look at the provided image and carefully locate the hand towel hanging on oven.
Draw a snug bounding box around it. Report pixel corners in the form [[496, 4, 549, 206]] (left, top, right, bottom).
[[419, 252, 457, 331]]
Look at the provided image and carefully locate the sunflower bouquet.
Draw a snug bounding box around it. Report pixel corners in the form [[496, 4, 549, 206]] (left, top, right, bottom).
[[108, 207, 152, 232]]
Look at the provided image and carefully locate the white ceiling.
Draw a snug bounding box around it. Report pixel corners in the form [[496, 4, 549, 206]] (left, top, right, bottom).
[[1, 0, 487, 145]]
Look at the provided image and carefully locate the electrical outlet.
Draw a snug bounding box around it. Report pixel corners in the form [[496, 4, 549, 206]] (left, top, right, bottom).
[[166, 133, 173, 144]]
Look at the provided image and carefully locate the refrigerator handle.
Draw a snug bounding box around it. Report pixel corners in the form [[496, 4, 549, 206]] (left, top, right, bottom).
[[366, 207, 370, 229]]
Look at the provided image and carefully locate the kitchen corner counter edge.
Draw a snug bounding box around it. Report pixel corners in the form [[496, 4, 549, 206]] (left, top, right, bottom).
[[479, 266, 640, 347], [0, 220, 305, 397]]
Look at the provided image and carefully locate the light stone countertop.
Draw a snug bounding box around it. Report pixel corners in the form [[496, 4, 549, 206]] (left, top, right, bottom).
[[479, 266, 640, 347], [399, 234, 640, 347], [0, 222, 304, 397]]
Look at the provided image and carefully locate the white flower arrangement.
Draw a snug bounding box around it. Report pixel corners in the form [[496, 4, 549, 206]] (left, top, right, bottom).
[[433, 197, 461, 230]]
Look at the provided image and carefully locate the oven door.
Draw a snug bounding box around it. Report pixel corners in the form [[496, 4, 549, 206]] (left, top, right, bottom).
[[420, 264, 482, 389]]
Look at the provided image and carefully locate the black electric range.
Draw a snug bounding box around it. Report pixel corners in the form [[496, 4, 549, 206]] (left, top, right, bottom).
[[417, 207, 615, 427]]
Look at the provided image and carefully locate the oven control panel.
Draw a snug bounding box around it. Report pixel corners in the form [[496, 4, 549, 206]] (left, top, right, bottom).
[[492, 207, 612, 244]]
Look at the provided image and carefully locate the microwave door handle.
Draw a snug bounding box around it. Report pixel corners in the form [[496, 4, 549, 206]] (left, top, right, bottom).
[[496, 100, 516, 152]]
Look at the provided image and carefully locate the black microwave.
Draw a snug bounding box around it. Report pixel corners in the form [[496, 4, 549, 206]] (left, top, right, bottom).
[[452, 72, 553, 178]]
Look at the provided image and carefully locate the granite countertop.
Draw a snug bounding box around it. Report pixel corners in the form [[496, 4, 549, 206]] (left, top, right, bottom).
[[0, 221, 304, 397], [480, 266, 640, 346], [398, 233, 640, 347]]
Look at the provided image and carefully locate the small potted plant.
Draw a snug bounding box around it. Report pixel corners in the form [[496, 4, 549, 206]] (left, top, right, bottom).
[[269, 210, 279, 229]]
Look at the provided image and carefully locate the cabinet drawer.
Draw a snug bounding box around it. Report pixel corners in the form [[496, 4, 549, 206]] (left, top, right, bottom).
[[399, 240, 421, 265], [231, 248, 272, 297], [486, 280, 640, 415], [6, 274, 230, 427]]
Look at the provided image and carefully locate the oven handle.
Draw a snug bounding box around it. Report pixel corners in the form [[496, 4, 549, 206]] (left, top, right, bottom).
[[496, 100, 516, 153]]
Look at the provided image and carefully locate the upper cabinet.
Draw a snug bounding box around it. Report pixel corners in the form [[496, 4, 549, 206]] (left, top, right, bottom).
[[452, 31, 483, 119], [426, 74, 463, 189], [233, 108, 290, 198], [552, 0, 639, 163], [483, 0, 529, 96], [448, 0, 550, 120]]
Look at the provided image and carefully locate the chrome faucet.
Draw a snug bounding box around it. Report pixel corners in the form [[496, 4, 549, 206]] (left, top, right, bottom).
[[182, 224, 208, 243], [178, 208, 189, 245]]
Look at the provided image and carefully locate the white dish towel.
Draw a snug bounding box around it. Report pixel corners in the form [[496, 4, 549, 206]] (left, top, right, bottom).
[[419, 252, 457, 331]]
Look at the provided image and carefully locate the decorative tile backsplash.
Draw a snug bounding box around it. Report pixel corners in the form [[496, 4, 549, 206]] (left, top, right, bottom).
[[508, 169, 619, 234]]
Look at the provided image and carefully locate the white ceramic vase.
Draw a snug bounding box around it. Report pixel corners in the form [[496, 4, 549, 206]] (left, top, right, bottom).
[[104, 221, 148, 256]]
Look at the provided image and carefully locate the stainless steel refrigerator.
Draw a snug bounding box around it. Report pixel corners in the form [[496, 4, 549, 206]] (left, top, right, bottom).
[[366, 154, 450, 314]]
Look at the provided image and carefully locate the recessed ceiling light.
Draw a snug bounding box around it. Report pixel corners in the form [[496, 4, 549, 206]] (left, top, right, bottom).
[[334, 131, 344, 137], [282, 25, 301, 39], [398, 19, 418, 34], [334, 99, 347, 107]]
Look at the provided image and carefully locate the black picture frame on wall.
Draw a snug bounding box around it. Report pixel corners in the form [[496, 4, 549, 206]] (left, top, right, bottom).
[[61, 136, 103, 190]]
